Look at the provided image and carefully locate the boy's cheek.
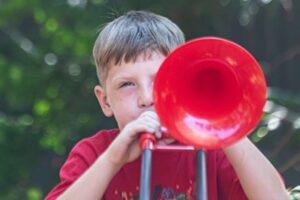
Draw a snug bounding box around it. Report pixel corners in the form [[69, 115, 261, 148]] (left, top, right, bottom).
[[119, 87, 136, 97], [111, 87, 136, 100]]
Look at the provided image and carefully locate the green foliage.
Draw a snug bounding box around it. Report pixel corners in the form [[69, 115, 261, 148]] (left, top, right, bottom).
[[0, 0, 299, 199], [289, 185, 300, 200]]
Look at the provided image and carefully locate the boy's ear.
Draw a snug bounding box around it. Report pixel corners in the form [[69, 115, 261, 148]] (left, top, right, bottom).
[[94, 85, 113, 117]]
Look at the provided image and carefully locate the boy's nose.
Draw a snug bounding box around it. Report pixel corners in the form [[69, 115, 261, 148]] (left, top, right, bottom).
[[138, 86, 153, 108]]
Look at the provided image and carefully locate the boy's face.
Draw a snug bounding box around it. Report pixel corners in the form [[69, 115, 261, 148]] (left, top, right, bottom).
[[94, 52, 165, 129]]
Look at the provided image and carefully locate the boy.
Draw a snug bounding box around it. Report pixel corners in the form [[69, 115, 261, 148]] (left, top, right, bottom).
[[45, 10, 288, 200]]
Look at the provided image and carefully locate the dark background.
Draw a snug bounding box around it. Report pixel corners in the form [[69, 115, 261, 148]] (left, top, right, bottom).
[[0, 0, 299, 199]]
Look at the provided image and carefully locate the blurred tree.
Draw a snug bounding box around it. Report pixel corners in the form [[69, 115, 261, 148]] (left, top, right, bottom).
[[0, 0, 299, 199]]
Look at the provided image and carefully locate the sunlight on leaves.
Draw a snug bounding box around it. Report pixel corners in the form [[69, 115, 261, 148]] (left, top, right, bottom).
[[18, 114, 34, 126], [251, 126, 269, 143], [34, 100, 50, 116], [34, 8, 46, 24], [45, 18, 58, 32], [44, 53, 58, 66], [26, 187, 42, 200], [9, 66, 22, 82]]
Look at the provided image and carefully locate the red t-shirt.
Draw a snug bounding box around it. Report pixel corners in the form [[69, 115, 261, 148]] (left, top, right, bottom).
[[45, 129, 247, 200]]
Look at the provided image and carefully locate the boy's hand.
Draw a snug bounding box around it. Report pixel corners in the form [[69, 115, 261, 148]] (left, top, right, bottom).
[[103, 111, 161, 168]]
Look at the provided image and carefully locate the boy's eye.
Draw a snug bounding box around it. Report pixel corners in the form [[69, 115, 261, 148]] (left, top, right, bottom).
[[119, 81, 134, 88]]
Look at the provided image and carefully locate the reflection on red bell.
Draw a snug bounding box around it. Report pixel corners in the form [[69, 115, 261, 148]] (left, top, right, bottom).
[[153, 37, 267, 149]]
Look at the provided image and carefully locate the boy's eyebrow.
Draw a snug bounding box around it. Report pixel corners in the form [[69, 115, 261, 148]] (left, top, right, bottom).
[[110, 64, 158, 83], [110, 74, 135, 83], [111, 73, 156, 84]]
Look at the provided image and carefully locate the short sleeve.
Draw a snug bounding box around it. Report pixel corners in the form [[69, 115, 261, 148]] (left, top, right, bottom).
[[44, 129, 118, 200], [216, 150, 248, 200], [44, 140, 98, 200]]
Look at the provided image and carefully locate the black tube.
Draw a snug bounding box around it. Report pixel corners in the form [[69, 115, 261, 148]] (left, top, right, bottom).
[[139, 148, 152, 200], [196, 150, 207, 200]]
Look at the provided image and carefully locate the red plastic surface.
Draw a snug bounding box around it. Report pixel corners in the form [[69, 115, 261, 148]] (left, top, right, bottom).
[[153, 37, 267, 150]]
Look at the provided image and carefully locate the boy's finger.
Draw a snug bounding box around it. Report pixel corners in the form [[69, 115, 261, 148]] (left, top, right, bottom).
[[140, 111, 159, 121], [155, 128, 162, 138]]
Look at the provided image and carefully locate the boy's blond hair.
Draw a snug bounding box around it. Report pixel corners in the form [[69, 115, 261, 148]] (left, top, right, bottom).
[[93, 10, 185, 85]]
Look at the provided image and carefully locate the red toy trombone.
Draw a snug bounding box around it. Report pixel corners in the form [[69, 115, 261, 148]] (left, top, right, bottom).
[[139, 37, 267, 200]]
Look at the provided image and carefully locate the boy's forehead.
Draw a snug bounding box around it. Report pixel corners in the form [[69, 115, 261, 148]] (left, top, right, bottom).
[[110, 51, 165, 70], [106, 52, 165, 79], [117, 50, 164, 65]]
